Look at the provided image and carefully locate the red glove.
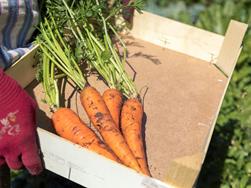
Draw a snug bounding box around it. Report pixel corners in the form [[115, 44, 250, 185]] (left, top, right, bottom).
[[122, 0, 135, 22], [0, 69, 42, 175]]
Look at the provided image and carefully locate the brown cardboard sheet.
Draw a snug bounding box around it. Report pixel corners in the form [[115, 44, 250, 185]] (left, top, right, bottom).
[[26, 36, 227, 181]]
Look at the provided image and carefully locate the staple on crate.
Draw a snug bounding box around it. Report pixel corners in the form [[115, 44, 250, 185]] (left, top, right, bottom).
[[197, 122, 209, 128]]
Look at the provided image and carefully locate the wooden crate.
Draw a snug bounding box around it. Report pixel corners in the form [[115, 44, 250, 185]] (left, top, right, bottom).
[[6, 11, 247, 188]]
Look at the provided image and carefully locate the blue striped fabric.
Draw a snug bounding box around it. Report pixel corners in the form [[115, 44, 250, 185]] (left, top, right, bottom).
[[17, 0, 33, 47], [0, 46, 11, 67], [0, 0, 39, 69], [2, 0, 18, 49]]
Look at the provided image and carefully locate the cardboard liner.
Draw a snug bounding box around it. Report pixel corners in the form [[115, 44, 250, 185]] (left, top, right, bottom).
[[123, 37, 227, 181]]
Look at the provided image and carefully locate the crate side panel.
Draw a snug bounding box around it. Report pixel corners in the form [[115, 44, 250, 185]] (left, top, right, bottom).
[[203, 20, 248, 157], [131, 11, 224, 63], [216, 20, 248, 76], [37, 129, 171, 188], [6, 45, 38, 88]]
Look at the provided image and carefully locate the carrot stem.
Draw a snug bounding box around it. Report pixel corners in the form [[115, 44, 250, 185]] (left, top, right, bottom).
[[39, 43, 120, 163]]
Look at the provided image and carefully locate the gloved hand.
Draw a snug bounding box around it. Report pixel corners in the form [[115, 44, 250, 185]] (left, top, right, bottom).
[[122, 0, 135, 22], [0, 69, 43, 175]]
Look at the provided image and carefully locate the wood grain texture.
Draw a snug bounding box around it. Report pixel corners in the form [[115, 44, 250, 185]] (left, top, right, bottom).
[[216, 20, 248, 77], [131, 11, 224, 63]]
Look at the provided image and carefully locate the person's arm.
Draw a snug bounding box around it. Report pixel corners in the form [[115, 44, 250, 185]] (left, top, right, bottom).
[[0, 68, 42, 175], [0, 0, 39, 69]]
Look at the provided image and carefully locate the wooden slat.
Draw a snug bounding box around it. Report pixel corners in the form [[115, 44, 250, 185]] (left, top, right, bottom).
[[215, 20, 248, 76], [5, 45, 38, 88], [203, 20, 248, 159], [37, 128, 172, 188], [131, 11, 224, 63]]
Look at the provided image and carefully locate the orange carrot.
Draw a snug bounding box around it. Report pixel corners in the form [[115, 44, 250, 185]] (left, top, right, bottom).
[[80, 86, 141, 173], [121, 98, 151, 176], [103, 88, 123, 129], [52, 107, 120, 162]]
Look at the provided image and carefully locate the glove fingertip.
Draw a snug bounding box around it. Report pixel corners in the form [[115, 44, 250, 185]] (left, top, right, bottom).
[[21, 148, 43, 175], [26, 162, 43, 175]]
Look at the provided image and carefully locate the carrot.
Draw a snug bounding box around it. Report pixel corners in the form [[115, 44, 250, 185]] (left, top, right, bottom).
[[80, 86, 142, 173], [103, 88, 123, 129], [121, 98, 151, 176], [52, 107, 120, 163]]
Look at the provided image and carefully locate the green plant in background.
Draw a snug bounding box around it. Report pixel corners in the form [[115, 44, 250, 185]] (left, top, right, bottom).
[[144, 1, 205, 23], [194, 2, 251, 187], [144, 0, 251, 187]]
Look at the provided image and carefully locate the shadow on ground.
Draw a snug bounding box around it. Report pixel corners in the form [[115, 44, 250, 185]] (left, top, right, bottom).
[[196, 120, 237, 188]]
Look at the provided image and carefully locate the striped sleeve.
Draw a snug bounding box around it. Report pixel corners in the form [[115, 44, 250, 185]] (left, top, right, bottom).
[[2, 0, 19, 49], [0, 0, 39, 69], [0, 44, 35, 68], [19, 0, 39, 47]]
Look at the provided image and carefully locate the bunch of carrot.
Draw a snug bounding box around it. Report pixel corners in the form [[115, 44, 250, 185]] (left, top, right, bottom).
[[37, 41, 120, 163], [102, 88, 151, 176], [36, 0, 150, 177], [81, 0, 150, 175]]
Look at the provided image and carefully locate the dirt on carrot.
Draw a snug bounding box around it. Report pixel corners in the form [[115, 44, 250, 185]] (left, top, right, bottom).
[[80, 86, 142, 173], [103, 88, 123, 129], [52, 107, 120, 162], [121, 98, 151, 176]]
